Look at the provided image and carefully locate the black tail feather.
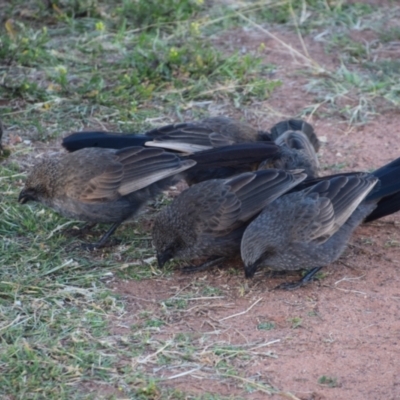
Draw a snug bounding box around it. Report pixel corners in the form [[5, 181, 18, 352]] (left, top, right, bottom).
[[182, 142, 280, 185], [364, 157, 400, 221], [365, 192, 400, 222], [185, 142, 279, 168], [62, 131, 151, 152], [367, 156, 400, 200]]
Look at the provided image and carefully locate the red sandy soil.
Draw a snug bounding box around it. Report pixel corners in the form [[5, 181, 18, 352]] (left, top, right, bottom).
[[106, 10, 400, 400]]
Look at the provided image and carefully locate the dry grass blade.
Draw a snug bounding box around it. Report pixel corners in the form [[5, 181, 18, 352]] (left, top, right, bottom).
[[235, 11, 326, 73], [219, 297, 263, 321]]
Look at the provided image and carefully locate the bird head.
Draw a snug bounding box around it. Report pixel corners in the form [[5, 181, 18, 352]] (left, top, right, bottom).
[[18, 156, 61, 205], [18, 188, 40, 204], [153, 213, 189, 269], [156, 247, 175, 269], [244, 261, 260, 279]]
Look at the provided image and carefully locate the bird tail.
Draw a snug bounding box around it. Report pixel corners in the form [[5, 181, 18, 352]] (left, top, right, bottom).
[[269, 119, 320, 152], [365, 156, 400, 222], [184, 142, 279, 168], [62, 131, 150, 152]]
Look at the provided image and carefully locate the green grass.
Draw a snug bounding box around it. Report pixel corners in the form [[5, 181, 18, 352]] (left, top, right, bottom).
[[0, 0, 282, 139], [1, 0, 400, 398], [318, 375, 338, 388]]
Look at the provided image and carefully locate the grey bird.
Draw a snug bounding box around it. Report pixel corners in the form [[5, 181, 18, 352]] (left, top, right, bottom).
[[153, 169, 307, 271], [62, 116, 274, 153], [241, 173, 380, 289], [18, 146, 196, 248]]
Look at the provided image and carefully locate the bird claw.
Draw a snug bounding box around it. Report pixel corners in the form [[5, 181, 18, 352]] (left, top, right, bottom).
[[80, 242, 100, 251], [181, 265, 204, 273], [275, 280, 307, 291], [274, 267, 322, 290]]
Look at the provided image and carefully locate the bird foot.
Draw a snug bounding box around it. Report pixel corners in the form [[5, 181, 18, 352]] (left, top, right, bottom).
[[274, 267, 322, 291], [275, 280, 308, 291], [81, 243, 101, 251]]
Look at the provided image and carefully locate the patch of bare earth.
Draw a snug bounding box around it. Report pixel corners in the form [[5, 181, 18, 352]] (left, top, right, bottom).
[[105, 13, 400, 398]]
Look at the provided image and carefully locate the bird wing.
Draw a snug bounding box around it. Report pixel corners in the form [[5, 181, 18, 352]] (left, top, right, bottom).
[[76, 160, 124, 202], [230, 169, 307, 223], [116, 147, 195, 196], [198, 170, 306, 235], [201, 116, 259, 144], [289, 193, 336, 243], [291, 174, 378, 243], [145, 116, 261, 153], [174, 179, 243, 236], [77, 147, 195, 201], [145, 122, 215, 153]]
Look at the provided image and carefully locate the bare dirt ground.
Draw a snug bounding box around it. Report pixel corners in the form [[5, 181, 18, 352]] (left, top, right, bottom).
[[106, 18, 400, 400]]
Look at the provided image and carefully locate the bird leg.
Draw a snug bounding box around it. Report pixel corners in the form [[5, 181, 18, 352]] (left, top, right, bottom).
[[81, 221, 97, 232], [181, 257, 226, 273], [267, 270, 302, 278], [275, 267, 322, 290], [82, 222, 121, 250]]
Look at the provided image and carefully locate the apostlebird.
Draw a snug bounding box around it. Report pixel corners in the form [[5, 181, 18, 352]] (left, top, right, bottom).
[[61, 117, 320, 178], [62, 116, 270, 153], [62, 116, 319, 153], [18, 146, 196, 248], [153, 169, 307, 271], [241, 156, 400, 289]]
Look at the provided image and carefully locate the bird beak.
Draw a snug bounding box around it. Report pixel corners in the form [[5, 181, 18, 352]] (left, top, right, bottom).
[[244, 262, 258, 279], [18, 190, 35, 204], [157, 251, 172, 269]]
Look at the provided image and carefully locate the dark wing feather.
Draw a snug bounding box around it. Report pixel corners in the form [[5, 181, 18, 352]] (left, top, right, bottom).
[[295, 175, 378, 240], [230, 169, 307, 222], [77, 147, 195, 201]]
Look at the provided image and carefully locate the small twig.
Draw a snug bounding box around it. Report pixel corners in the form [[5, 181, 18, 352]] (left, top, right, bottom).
[[334, 287, 367, 295], [165, 367, 202, 380], [289, 0, 311, 60], [250, 339, 281, 349], [135, 341, 172, 364], [334, 275, 365, 285], [182, 296, 225, 301], [221, 373, 276, 395], [219, 297, 262, 322]]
